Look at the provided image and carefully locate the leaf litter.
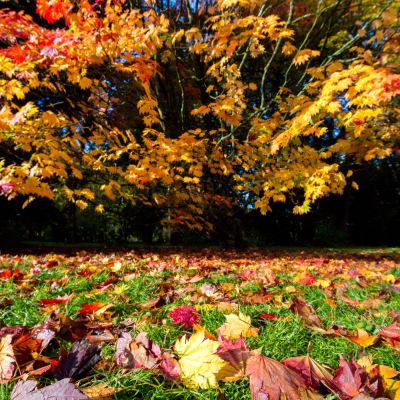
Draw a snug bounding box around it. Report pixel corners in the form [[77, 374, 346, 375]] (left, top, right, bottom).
[[0, 247, 400, 399]]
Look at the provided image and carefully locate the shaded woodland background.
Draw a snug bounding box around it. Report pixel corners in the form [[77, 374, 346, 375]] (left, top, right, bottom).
[[1, 155, 399, 247]]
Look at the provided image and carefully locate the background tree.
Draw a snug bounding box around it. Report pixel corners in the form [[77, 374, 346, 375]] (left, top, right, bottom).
[[0, 0, 399, 246]]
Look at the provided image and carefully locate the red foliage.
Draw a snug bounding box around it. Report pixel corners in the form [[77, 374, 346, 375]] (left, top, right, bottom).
[[168, 305, 201, 329]]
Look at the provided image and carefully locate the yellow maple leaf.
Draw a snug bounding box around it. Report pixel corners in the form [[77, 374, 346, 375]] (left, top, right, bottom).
[[219, 312, 258, 340], [79, 77, 93, 90], [358, 356, 400, 400], [175, 328, 227, 389]]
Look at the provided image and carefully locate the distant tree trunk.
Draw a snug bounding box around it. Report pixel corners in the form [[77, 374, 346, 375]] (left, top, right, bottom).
[[220, 217, 248, 249], [143, 224, 155, 245]]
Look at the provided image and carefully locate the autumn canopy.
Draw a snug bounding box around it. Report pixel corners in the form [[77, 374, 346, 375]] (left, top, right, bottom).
[[0, 0, 399, 236]]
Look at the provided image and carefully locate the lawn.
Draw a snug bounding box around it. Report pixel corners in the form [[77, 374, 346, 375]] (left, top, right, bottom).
[[1, 246, 400, 400]]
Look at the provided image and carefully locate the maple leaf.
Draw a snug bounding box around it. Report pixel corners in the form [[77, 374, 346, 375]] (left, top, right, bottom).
[[12, 333, 42, 366], [0, 183, 15, 193], [259, 312, 286, 321], [54, 339, 101, 381], [175, 328, 227, 389], [168, 305, 201, 329], [78, 302, 113, 316], [290, 297, 324, 333], [0, 334, 14, 383], [215, 333, 258, 382], [79, 77, 93, 90], [347, 328, 377, 348], [38, 294, 73, 306], [80, 383, 122, 398], [283, 354, 337, 393], [379, 322, 400, 343], [114, 332, 133, 367], [246, 353, 306, 400], [332, 356, 369, 398], [127, 332, 161, 370], [219, 312, 258, 340], [294, 273, 317, 285], [10, 378, 89, 400], [31, 321, 57, 350], [159, 352, 183, 383]]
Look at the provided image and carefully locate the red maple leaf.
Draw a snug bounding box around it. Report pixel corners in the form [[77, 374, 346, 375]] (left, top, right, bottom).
[[168, 305, 201, 329], [297, 273, 316, 285], [78, 302, 106, 316]]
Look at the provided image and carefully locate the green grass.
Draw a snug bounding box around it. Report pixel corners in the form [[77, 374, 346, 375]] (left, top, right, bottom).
[[1, 247, 400, 399]]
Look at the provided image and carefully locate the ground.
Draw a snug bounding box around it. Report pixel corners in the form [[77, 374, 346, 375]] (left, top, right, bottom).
[[1, 246, 400, 400]]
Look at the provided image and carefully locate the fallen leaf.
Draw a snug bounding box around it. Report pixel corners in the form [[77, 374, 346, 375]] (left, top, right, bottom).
[[175, 328, 227, 389], [215, 333, 255, 382], [193, 324, 216, 340], [332, 355, 369, 398], [347, 328, 377, 348], [80, 383, 122, 398], [31, 321, 57, 350], [219, 312, 258, 340], [283, 354, 337, 392], [159, 352, 182, 383], [290, 297, 324, 332], [10, 378, 89, 400], [0, 334, 14, 383], [168, 305, 201, 329], [54, 339, 101, 381], [246, 353, 306, 400], [12, 334, 42, 365]]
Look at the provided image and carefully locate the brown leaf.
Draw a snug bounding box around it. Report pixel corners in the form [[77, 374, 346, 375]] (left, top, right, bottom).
[[80, 383, 122, 399], [246, 353, 306, 400], [299, 387, 326, 400], [290, 297, 324, 331], [283, 354, 337, 392]]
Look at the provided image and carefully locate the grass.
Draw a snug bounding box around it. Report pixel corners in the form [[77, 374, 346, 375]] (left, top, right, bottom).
[[1, 247, 400, 399]]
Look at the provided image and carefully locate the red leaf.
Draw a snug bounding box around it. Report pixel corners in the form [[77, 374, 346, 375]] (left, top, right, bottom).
[[283, 355, 337, 392], [168, 305, 201, 329], [259, 312, 285, 321], [215, 333, 255, 382], [332, 356, 369, 398], [78, 302, 106, 316], [0, 183, 15, 193]]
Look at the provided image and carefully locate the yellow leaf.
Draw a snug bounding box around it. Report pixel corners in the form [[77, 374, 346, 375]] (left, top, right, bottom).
[[95, 205, 105, 213], [111, 261, 122, 272], [175, 328, 227, 389], [195, 304, 215, 312], [219, 312, 258, 340], [113, 284, 128, 295], [80, 383, 122, 398], [79, 77, 93, 90]]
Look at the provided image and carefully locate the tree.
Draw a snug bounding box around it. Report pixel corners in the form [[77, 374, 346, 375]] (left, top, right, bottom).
[[0, 0, 399, 244]]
